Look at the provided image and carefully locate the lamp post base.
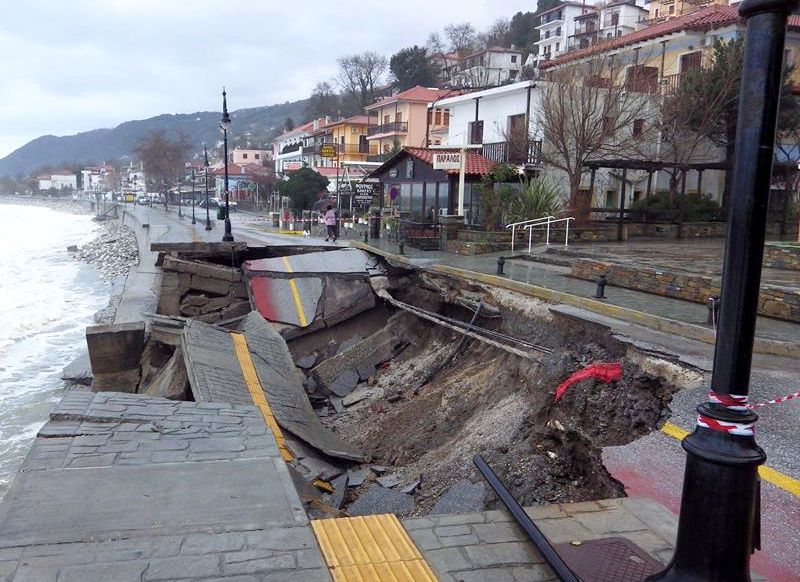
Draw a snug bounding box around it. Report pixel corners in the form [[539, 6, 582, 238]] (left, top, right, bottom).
[[222, 218, 234, 242], [205, 220, 212, 231]]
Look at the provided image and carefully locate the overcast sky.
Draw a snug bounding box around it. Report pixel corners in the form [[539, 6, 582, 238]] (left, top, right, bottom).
[[0, 0, 537, 158]]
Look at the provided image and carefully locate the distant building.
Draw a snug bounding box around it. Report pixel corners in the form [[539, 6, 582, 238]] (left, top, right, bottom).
[[364, 86, 453, 162], [450, 46, 524, 88], [534, 2, 599, 63], [37, 171, 77, 191], [210, 162, 273, 201], [646, 0, 727, 23], [230, 148, 271, 165], [81, 165, 116, 193], [304, 115, 375, 169], [272, 118, 331, 175]]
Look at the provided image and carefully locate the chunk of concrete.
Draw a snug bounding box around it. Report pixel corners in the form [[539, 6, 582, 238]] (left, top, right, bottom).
[[295, 354, 317, 369], [429, 480, 487, 515], [348, 484, 415, 516], [347, 468, 371, 487], [85, 322, 145, 392], [61, 352, 93, 386], [190, 275, 232, 296], [162, 255, 242, 282], [328, 370, 359, 398], [142, 346, 190, 400], [400, 479, 421, 494], [323, 474, 348, 510], [377, 474, 402, 489]]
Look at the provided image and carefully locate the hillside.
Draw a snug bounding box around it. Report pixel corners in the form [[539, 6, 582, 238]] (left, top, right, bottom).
[[0, 98, 310, 177]]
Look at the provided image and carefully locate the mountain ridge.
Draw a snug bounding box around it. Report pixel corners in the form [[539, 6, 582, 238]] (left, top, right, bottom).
[[0, 98, 310, 177]]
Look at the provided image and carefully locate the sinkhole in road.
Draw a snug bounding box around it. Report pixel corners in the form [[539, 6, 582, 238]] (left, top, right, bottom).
[[289, 266, 698, 517]]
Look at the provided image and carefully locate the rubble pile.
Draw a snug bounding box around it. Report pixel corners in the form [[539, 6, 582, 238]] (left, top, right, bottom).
[[71, 222, 138, 280]]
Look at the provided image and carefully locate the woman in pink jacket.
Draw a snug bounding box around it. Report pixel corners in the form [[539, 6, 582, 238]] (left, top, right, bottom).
[[323, 205, 337, 242]]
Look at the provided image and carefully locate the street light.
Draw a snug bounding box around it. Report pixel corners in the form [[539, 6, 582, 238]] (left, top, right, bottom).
[[203, 144, 212, 231], [190, 166, 196, 225], [220, 87, 233, 242]]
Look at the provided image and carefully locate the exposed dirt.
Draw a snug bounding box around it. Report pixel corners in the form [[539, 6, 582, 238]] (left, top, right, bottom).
[[321, 272, 683, 515]]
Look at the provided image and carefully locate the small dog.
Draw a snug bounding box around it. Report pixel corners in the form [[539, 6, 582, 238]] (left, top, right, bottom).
[[302, 230, 310, 238]]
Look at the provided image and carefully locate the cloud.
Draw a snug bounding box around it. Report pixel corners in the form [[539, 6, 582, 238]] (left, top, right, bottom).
[[0, 0, 533, 157]]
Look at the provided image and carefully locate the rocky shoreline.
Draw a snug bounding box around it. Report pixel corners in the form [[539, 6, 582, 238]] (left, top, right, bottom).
[[71, 221, 138, 282], [0, 194, 95, 215]]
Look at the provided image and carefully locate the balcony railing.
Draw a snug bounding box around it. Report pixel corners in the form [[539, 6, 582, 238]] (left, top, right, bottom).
[[367, 153, 393, 163], [482, 140, 543, 166], [367, 121, 409, 137], [306, 143, 377, 156]]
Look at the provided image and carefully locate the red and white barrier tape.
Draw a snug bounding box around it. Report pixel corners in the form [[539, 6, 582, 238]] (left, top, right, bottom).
[[696, 414, 755, 436], [708, 390, 800, 410]]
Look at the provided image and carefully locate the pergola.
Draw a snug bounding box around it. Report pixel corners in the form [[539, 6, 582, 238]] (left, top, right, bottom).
[[583, 159, 728, 241]]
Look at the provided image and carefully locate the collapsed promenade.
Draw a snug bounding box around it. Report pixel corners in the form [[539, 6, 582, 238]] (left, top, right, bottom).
[[0, 203, 796, 581]]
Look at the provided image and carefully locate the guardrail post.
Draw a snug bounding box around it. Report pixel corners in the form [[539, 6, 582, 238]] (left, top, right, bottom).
[[496, 256, 506, 275], [565, 219, 571, 247], [593, 274, 607, 299]]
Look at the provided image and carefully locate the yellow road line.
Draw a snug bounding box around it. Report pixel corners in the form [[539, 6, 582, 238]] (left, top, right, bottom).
[[231, 332, 294, 462], [311, 515, 438, 582], [281, 256, 308, 327], [661, 422, 800, 497]]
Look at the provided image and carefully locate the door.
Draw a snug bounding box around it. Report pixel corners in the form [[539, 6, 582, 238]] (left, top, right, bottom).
[[507, 114, 527, 164]]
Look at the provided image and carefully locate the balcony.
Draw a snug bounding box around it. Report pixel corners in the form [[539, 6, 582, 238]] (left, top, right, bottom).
[[482, 140, 543, 166], [367, 122, 409, 137]]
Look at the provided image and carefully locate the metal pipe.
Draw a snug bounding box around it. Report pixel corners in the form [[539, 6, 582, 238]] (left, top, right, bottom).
[[648, 0, 792, 578], [546, 219, 551, 245], [473, 455, 580, 582], [618, 168, 627, 242]]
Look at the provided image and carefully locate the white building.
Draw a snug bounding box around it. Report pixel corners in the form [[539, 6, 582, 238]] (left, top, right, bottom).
[[535, 2, 599, 63], [450, 47, 524, 88], [598, 0, 649, 41], [81, 165, 115, 194], [436, 81, 544, 168], [37, 172, 78, 191], [272, 118, 331, 174], [230, 148, 271, 165]]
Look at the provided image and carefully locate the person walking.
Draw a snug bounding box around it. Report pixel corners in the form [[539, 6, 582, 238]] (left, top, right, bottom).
[[324, 205, 337, 242]]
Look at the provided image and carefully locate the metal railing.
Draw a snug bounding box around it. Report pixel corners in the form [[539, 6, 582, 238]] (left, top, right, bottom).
[[506, 216, 555, 252], [482, 140, 544, 166], [367, 121, 409, 137], [523, 216, 575, 253]]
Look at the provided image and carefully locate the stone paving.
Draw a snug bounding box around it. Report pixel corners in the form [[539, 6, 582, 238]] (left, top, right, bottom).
[[0, 391, 329, 581]]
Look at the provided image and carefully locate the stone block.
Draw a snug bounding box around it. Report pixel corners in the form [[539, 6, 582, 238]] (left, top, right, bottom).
[[163, 255, 242, 282], [146, 555, 221, 580], [86, 322, 145, 392], [190, 274, 233, 296]]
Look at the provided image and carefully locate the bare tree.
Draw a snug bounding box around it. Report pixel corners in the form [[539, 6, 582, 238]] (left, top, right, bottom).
[[444, 23, 478, 56], [306, 81, 340, 120], [336, 52, 388, 110], [479, 18, 511, 49], [535, 53, 658, 213], [134, 130, 190, 192]]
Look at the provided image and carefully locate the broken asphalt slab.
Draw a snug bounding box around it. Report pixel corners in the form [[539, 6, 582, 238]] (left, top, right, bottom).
[[242, 248, 384, 278]]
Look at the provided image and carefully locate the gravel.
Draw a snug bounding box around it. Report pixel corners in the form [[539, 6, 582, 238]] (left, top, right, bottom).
[[72, 221, 138, 281]]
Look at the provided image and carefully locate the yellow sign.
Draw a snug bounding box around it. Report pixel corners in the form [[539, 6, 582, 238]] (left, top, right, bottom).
[[320, 144, 338, 158]]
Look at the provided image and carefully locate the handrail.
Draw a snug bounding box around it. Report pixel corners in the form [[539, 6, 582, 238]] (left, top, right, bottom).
[[523, 217, 575, 252], [505, 216, 556, 252]]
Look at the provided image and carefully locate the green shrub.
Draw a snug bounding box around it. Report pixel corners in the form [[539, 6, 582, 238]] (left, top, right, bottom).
[[630, 190, 722, 222]]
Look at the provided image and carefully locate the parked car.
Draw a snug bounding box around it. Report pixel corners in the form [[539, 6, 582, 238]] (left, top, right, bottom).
[[198, 198, 237, 211], [135, 194, 151, 205]]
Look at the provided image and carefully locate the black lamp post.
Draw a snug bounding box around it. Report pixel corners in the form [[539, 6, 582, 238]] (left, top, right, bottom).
[[220, 88, 234, 242], [190, 166, 196, 225], [177, 173, 183, 218], [648, 0, 796, 580], [203, 145, 212, 231]]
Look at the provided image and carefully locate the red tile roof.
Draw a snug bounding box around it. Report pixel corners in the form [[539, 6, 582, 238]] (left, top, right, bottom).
[[404, 147, 495, 175], [541, 5, 800, 69], [365, 86, 455, 110]]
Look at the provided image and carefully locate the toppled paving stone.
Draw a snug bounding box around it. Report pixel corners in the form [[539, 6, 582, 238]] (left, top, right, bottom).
[[371, 465, 388, 474], [347, 484, 415, 516], [337, 335, 364, 354], [342, 386, 372, 407], [61, 352, 93, 386], [328, 370, 359, 397], [377, 474, 403, 488], [357, 364, 375, 382], [400, 479, 421, 494], [430, 480, 487, 515], [323, 474, 348, 510], [330, 397, 344, 414], [347, 467, 371, 487], [296, 354, 317, 369]]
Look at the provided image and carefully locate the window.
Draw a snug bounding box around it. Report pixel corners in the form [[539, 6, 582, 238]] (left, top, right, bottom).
[[443, 110, 450, 125], [395, 111, 403, 122], [680, 51, 702, 72], [383, 114, 390, 124], [255, 154, 260, 160], [616, 29, 622, 37], [633, 118, 645, 137], [555, 27, 561, 36], [243, 153, 248, 159], [468, 120, 484, 144], [555, 42, 560, 52], [668, 5, 675, 14], [511, 55, 517, 63], [655, 8, 659, 17], [434, 109, 442, 125]]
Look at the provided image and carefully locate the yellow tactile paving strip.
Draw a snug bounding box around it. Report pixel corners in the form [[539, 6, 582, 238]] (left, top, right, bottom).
[[311, 515, 439, 582], [231, 332, 294, 462], [281, 256, 309, 327]]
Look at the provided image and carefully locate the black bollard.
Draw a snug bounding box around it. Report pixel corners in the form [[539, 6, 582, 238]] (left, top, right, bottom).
[[647, 0, 790, 579], [398, 241, 405, 255], [707, 295, 721, 326], [496, 256, 506, 275], [593, 274, 607, 299], [363, 230, 369, 243]]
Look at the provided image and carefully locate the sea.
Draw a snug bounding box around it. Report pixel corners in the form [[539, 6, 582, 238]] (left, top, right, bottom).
[[0, 204, 110, 499]]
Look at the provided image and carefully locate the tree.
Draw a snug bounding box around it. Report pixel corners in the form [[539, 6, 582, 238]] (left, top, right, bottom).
[[426, 32, 450, 83], [306, 82, 340, 120], [284, 117, 295, 132], [479, 18, 511, 49], [133, 130, 190, 192], [277, 167, 329, 211], [509, 12, 538, 53], [444, 23, 478, 55], [536, 53, 657, 215], [390, 46, 437, 91], [336, 52, 388, 110]]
